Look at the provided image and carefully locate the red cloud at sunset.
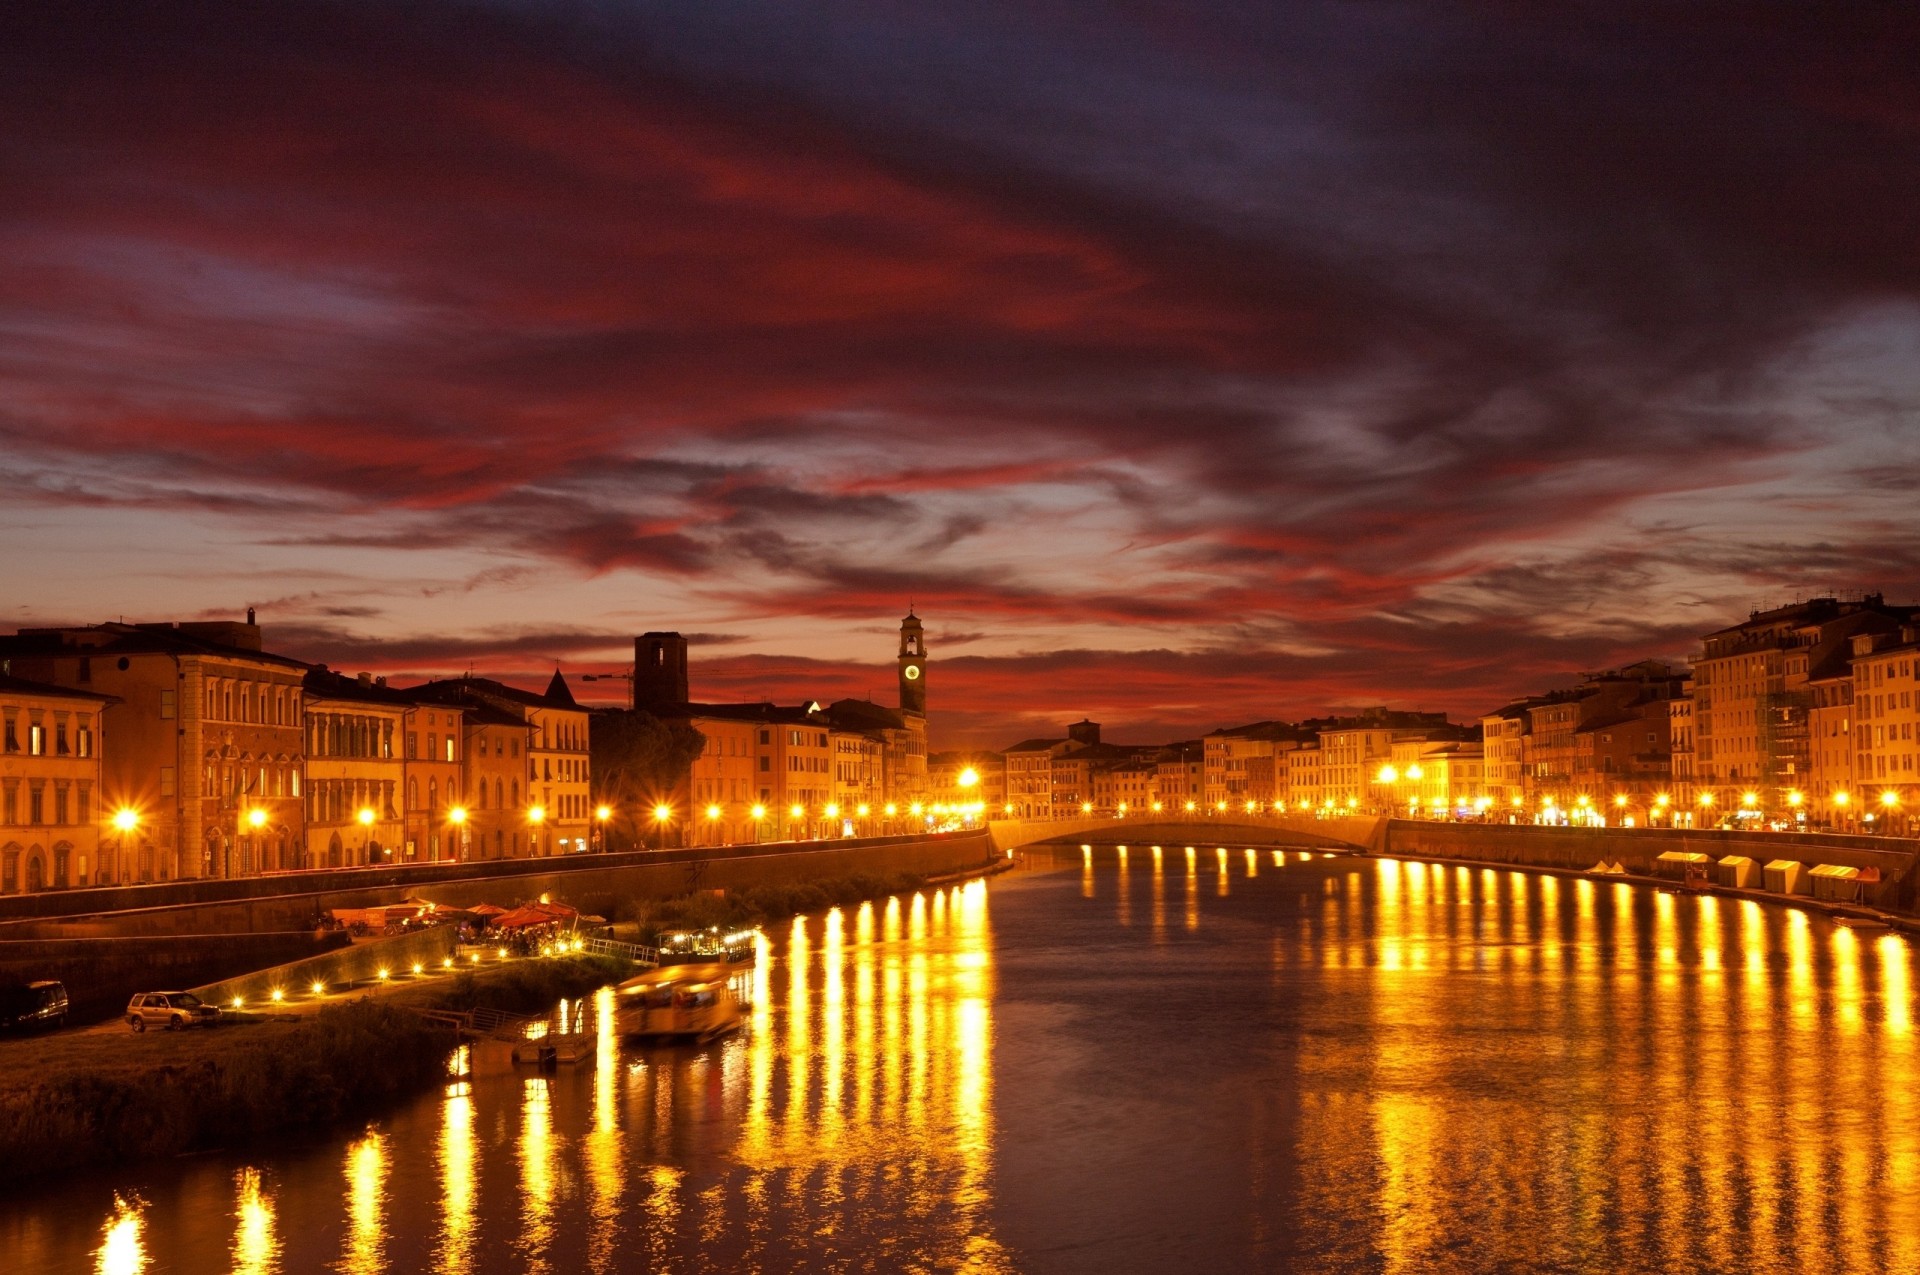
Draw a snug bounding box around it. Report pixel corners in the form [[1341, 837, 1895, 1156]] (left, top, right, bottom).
[[4, 2, 1920, 743]]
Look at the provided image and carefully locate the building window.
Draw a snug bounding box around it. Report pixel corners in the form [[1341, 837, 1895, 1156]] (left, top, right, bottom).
[[29, 724, 44, 756], [29, 785, 45, 825], [160, 690, 176, 720], [445, 736, 456, 762], [1, 716, 14, 753]]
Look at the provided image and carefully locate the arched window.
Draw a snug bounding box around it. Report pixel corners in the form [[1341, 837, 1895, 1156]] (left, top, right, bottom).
[[26, 848, 46, 892], [407, 777, 419, 811], [495, 778, 504, 808], [429, 778, 439, 811]]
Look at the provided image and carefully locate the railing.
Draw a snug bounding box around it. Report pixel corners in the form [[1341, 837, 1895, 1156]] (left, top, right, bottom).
[[404, 1004, 541, 1042], [575, 934, 659, 966]]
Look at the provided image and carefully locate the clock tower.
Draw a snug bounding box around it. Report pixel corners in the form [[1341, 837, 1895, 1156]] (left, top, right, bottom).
[[898, 611, 927, 717]]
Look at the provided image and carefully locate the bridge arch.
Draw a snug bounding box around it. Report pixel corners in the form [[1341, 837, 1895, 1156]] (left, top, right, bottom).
[[989, 814, 1384, 855]]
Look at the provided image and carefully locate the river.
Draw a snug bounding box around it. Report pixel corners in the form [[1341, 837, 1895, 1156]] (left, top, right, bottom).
[[7, 846, 1920, 1274]]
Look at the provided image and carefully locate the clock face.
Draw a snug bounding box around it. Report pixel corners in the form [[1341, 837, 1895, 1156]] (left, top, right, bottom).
[[904, 664, 921, 680]]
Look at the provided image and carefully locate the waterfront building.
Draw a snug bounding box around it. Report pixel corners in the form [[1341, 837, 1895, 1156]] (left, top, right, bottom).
[[1203, 721, 1311, 808], [1382, 734, 1485, 815], [1004, 735, 1072, 818], [1668, 688, 1696, 823], [831, 726, 887, 822], [928, 751, 1006, 813], [1850, 626, 1920, 833], [1284, 744, 1323, 810], [0, 674, 113, 892], [1693, 596, 1914, 817], [1479, 700, 1538, 813], [408, 675, 592, 855], [460, 703, 534, 859], [1317, 708, 1452, 810], [1806, 669, 1853, 827], [0, 616, 308, 881], [302, 668, 408, 868], [1519, 663, 1686, 813], [1154, 742, 1203, 809], [401, 700, 466, 862]]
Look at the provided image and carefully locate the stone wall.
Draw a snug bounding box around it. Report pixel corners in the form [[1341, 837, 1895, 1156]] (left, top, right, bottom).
[[191, 924, 461, 1009], [0, 930, 349, 1023], [0, 831, 997, 939], [1385, 822, 1919, 909], [991, 814, 1385, 854]]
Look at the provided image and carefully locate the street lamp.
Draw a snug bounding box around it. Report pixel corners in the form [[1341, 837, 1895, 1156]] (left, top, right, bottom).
[[108, 807, 140, 884], [651, 803, 673, 848], [356, 806, 376, 864]]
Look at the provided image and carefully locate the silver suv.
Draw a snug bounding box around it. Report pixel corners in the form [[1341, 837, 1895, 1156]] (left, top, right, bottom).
[[126, 991, 220, 1033]]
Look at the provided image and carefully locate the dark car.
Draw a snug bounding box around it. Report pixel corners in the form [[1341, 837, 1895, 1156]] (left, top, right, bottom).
[[0, 981, 68, 1032], [126, 991, 220, 1032]]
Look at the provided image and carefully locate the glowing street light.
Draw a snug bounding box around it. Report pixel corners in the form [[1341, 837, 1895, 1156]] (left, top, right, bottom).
[[856, 804, 870, 818], [1882, 790, 1902, 810], [357, 807, 376, 826], [705, 804, 721, 821], [789, 804, 805, 820], [1741, 791, 1759, 809], [1081, 801, 1093, 814], [112, 807, 140, 832], [824, 803, 840, 820], [1405, 764, 1424, 781], [1786, 790, 1804, 808], [1377, 765, 1399, 785], [527, 805, 545, 825], [1834, 790, 1852, 809], [448, 806, 468, 825], [958, 767, 979, 790], [1184, 801, 1196, 813], [246, 807, 269, 828], [595, 804, 612, 822], [751, 804, 767, 821]]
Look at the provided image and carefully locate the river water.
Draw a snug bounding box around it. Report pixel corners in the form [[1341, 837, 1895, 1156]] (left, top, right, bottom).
[[8, 847, 1920, 1274]]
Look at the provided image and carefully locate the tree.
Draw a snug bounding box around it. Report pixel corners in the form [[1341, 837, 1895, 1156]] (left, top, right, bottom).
[[589, 710, 707, 848]]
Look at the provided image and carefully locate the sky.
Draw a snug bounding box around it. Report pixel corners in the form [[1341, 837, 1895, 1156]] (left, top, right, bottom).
[[4, 2, 1920, 749]]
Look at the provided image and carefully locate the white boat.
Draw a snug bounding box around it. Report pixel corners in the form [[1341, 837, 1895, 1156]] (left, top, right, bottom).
[[613, 962, 747, 1043]]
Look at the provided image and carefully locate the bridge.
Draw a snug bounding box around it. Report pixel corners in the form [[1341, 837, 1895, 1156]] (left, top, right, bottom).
[[988, 813, 1385, 855]]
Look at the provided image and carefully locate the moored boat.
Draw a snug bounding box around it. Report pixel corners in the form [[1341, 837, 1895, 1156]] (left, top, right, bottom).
[[614, 962, 747, 1043]]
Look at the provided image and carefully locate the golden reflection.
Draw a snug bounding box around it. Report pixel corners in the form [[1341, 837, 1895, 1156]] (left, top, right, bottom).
[[1116, 845, 1131, 927], [1215, 847, 1229, 897], [1786, 910, 1814, 1025], [1151, 846, 1166, 940], [1882, 934, 1912, 1036], [1244, 848, 1257, 878], [1082, 844, 1095, 898], [437, 1075, 476, 1274], [518, 1079, 555, 1272], [823, 906, 847, 1144], [341, 1131, 388, 1275], [231, 1168, 277, 1275], [1184, 846, 1199, 930], [586, 984, 625, 1274], [1834, 925, 1864, 1033], [95, 1194, 146, 1275]]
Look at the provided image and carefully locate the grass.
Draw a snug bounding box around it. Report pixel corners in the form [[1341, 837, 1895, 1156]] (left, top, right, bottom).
[[0, 953, 633, 1188]]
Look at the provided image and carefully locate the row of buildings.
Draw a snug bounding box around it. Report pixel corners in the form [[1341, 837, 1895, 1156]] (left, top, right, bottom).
[[0, 615, 597, 893], [941, 595, 1920, 833], [632, 616, 931, 846], [0, 612, 936, 891]]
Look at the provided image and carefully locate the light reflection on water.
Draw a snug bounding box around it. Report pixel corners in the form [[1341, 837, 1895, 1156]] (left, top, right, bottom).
[[16, 859, 1920, 1273]]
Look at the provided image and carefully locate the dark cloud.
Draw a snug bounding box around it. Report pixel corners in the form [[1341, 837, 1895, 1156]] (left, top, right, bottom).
[[3, 1, 1919, 739]]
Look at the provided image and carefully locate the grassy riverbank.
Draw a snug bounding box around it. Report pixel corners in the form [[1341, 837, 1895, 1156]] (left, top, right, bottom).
[[0, 954, 630, 1188]]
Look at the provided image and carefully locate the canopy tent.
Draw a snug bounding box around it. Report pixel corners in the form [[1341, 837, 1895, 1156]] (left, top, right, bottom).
[[1764, 860, 1808, 895], [1810, 863, 1881, 904], [1715, 855, 1759, 889], [1587, 860, 1627, 875], [468, 903, 509, 917], [1654, 850, 1712, 880], [492, 902, 579, 931]]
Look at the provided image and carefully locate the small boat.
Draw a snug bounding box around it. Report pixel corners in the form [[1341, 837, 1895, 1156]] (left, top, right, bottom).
[[613, 963, 747, 1044], [654, 926, 758, 967]]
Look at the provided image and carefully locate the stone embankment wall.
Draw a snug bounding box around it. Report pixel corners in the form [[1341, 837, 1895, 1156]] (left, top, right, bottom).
[[1384, 822, 1919, 910], [0, 930, 349, 1022], [0, 831, 997, 940], [192, 924, 461, 1009]]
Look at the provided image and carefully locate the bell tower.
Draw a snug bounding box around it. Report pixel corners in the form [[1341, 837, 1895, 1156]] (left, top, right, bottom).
[[897, 611, 927, 717]]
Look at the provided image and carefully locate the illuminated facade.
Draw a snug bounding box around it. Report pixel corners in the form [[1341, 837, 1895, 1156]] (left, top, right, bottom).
[[0, 674, 111, 892]]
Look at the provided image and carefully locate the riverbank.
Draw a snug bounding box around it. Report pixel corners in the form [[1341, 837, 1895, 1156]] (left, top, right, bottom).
[[0, 953, 631, 1188], [1372, 848, 1920, 936]]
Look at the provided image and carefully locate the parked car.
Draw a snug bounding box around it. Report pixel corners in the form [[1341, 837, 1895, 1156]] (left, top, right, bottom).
[[126, 991, 220, 1033], [0, 981, 68, 1033]]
